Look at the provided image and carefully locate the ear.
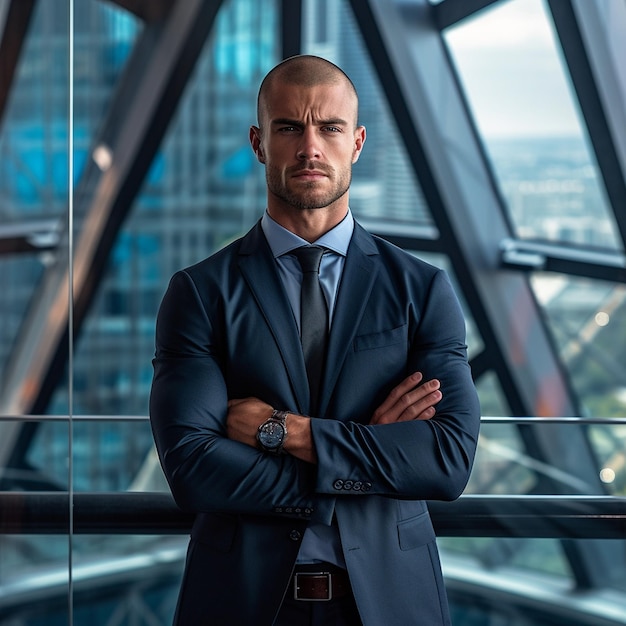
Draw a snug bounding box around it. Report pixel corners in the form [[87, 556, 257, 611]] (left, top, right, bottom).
[[249, 125, 265, 163], [352, 125, 366, 164]]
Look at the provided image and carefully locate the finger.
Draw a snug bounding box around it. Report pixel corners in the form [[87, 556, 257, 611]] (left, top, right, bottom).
[[380, 377, 440, 423], [372, 372, 423, 418], [394, 389, 442, 422], [372, 379, 441, 425], [403, 378, 441, 404]]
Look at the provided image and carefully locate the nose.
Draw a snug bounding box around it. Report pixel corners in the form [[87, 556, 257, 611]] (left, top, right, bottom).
[[296, 127, 321, 160]]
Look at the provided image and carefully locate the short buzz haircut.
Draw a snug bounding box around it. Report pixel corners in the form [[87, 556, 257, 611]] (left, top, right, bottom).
[[256, 55, 359, 126]]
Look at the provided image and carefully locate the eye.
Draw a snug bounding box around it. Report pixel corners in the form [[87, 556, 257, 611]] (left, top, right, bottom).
[[322, 126, 342, 133], [278, 126, 299, 133]]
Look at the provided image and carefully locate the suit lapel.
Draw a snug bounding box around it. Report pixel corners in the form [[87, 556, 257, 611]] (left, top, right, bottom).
[[320, 224, 379, 416], [237, 221, 380, 418], [238, 223, 310, 412]]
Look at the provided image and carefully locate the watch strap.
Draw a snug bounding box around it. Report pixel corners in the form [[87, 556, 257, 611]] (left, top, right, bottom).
[[271, 409, 289, 424]]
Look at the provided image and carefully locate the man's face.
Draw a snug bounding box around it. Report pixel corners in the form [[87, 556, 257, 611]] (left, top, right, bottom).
[[251, 80, 365, 212]]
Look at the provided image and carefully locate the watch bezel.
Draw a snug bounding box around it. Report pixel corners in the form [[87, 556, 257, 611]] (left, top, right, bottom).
[[256, 410, 289, 454]]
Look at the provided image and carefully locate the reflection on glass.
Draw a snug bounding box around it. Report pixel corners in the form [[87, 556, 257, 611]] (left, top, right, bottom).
[[0, 2, 70, 219], [441, 537, 569, 579], [0, 535, 71, 612], [532, 274, 626, 418], [0, 0, 75, 416], [442, 537, 626, 623], [469, 420, 626, 497], [468, 422, 536, 494], [70, 534, 185, 624], [24, 418, 157, 492], [47, 0, 277, 417], [588, 423, 626, 496], [0, 418, 71, 622], [444, 0, 621, 250], [2, 0, 625, 623], [0, 257, 45, 393], [475, 371, 510, 417]]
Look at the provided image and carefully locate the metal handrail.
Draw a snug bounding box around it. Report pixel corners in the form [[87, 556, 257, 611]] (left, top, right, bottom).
[[1, 417, 624, 539], [0, 491, 624, 538], [1, 415, 626, 424]]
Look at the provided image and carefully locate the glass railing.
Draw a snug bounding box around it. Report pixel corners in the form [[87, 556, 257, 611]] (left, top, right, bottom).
[[1, 416, 625, 626]]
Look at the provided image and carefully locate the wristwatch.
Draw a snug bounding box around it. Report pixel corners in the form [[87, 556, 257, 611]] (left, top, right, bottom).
[[256, 410, 289, 454]]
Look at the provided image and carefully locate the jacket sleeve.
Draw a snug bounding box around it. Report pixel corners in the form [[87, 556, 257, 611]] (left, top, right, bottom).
[[311, 269, 481, 502], [149, 269, 319, 518]]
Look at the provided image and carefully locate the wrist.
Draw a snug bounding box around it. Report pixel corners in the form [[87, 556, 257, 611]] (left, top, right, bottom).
[[283, 413, 317, 464]]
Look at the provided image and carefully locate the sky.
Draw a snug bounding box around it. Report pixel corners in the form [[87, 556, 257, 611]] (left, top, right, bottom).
[[444, 0, 582, 138]]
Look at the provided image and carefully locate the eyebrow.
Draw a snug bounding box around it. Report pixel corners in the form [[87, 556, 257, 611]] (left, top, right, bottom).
[[270, 117, 349, 127]]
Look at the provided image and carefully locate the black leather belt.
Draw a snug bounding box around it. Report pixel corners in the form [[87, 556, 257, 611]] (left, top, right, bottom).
[[292, 565, 351, 601]]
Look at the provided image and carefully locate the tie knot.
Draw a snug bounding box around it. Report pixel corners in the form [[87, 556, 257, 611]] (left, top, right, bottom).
[[293, 246, 325, 273]]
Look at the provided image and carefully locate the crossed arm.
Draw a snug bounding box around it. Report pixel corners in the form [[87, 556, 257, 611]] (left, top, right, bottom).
[[226, 371, 442, 464], [152, 266, 480, 513]]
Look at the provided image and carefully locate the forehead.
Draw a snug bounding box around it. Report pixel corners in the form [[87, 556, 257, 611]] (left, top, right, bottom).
[[261, 80, 358, 125]]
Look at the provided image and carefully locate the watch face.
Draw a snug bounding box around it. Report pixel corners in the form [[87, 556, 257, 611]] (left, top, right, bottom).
[[258, 420, 285, 450]]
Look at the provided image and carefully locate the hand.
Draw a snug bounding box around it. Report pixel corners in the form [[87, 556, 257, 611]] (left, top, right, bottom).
[[227, 397, 273, 447], [370, 372, 441, 425]]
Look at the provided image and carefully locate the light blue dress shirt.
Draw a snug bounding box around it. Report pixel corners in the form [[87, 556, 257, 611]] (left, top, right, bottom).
[[260, 209, 354, 568], [261, 209, 353, 331]]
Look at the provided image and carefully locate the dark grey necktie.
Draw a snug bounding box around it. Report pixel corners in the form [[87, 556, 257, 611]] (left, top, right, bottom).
[[293, 246, 328, 415]]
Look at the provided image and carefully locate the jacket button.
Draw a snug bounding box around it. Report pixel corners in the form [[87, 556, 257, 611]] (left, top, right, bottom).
[[289, 530, 302, 542], [343, 480, 354, 490], [333, 479, 344, 490], [353, 481, 363, 491]]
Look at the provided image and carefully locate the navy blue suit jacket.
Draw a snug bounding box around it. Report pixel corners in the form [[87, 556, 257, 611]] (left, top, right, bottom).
[[150, 220, 481, 625]]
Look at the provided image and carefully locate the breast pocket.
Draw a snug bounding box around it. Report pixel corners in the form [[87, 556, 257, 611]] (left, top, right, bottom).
[[354, 324, 407, 352]]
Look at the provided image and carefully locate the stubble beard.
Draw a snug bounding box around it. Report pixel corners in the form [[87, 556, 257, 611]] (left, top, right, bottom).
[[266, 164, 352, 210]]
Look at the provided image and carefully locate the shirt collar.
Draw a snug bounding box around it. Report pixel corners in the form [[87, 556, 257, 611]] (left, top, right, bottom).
[[261, 210, 354, 258]]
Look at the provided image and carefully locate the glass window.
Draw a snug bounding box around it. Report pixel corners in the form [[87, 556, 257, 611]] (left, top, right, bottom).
[[303, 0, 435, 231], [444, 0, 622, 251], [532, 273, 626, 417], [0, 257, 45, 390], [1, 10, 72, 615], [47, 0, 277, 417], [2, 1, 625, 624]]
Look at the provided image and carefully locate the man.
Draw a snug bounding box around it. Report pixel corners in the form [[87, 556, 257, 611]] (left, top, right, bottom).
[[150, 55, 480, 625]]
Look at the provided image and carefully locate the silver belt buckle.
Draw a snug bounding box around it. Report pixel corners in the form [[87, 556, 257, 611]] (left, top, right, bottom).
[[293, 571, 333, 601]]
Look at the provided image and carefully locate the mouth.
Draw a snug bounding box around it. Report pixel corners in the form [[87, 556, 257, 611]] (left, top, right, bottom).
[[292, 169, 328, 181]]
